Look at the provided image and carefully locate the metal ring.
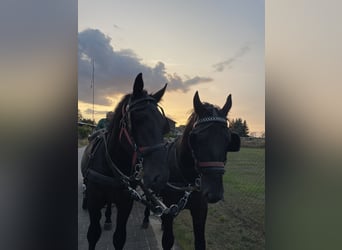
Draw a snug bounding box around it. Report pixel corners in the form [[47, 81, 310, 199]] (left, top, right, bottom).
[[195, 178, 201, 189], [169, 204, 179, 216], [152, 206, 163, 217]]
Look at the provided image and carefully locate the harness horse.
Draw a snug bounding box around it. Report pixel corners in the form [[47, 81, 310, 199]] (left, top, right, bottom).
[[142, 91, 240, 250], [81, 73, 170, 250]]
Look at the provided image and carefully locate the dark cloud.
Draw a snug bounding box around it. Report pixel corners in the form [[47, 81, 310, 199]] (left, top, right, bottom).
[[84, 108, 107, 116], [213, 45, 250, 72], [78, 28, 213, 105]]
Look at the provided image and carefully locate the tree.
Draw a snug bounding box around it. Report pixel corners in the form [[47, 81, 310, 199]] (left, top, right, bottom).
[[78, 109, 83, 121], [78, 109, 95, 139], [261, 131, 265, 138], [229, 118, 249, 137], [243, 120, 249, 137]]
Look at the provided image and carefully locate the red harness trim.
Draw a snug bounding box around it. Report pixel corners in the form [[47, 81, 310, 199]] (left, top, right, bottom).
[[138, 146, 150, 153], [119, 127, 137, 168], [119, 127, 134, 147]]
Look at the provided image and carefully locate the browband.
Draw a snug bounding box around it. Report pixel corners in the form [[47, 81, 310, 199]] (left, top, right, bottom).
[[193, 116, 228, 128], [125, 96, 156, 112]]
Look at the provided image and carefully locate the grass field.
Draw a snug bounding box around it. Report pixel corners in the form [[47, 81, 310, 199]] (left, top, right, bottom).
[[173, 147, 265, 250], [78, 138, 89, 147]]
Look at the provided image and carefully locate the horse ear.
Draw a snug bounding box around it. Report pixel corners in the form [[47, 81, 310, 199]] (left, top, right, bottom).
[[151, 83, 167, 103], [193, 91, 205, 115], [220, 94, 232, 117], [133, 73, 144, 95]]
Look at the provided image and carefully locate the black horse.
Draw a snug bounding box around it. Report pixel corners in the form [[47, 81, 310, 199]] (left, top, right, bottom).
[[142, 91, 240, 250], [81, 73, 170, 250], [83, 179, 123, 231]]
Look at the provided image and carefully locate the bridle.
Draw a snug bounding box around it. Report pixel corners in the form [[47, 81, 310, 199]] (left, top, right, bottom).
[[118, 95, 198, 217], [100, 94, 175, 216], [189, 116, 229, 173], [158, 115, 230, 217], [118, 95, 168, 181]]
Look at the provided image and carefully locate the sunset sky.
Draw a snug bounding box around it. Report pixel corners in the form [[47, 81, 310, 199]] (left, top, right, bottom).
[[78, 0, 264, 135]]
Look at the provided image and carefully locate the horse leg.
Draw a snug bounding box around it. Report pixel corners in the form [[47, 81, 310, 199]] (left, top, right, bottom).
[[82, 180, 88, 210], [87, 207, 102, 250], [141, 207, 150, 229], [82, 194, 88, 210], [113, 197, 133, 250], [104, 200, 113, 230], [190, 200, 208, 250], [86, 184, 105, 250], [161, 214, 175, 250]]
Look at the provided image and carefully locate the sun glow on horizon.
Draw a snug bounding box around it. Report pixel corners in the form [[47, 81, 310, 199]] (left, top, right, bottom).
[[78, 87, 264, 136], [78, 1, 264, 135]]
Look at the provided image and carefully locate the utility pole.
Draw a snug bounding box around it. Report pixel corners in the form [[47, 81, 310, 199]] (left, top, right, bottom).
[[90, 58, 95, 122]]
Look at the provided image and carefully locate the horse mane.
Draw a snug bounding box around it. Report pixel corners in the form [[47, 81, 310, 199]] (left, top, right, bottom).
[[182, 111, 197, 140], [107, 94, 129, 138]]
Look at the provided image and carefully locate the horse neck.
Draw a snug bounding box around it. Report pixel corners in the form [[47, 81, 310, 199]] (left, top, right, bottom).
[[107, 115, 132, 175]]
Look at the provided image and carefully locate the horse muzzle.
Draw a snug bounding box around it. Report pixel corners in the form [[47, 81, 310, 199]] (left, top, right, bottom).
[[201, 173, 224, 203], [205, 191, 223, 203]]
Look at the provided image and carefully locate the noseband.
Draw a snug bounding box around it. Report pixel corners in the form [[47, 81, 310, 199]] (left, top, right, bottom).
[[189, 116, 228, 173], [119, 96, 167, 180]]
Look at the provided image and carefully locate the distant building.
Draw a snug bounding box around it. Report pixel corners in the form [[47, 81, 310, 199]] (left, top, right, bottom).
[[78, 121, 96, 128]]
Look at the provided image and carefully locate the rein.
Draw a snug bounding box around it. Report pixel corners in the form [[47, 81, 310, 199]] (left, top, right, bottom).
[[101, 96, 175, 216]]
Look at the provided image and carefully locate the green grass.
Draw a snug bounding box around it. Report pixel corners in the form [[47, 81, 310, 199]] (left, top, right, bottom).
[[78, 138, 89, 147], [174, 147, 265, 250]]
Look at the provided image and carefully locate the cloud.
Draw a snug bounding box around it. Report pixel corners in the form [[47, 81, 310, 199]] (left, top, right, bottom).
[[78, 28, 213, 105], [213, 45, 250, 72], [84, 108, 107, 116]]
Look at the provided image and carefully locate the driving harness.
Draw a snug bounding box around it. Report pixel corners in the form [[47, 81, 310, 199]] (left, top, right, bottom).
[[82, 95, 168, 188]]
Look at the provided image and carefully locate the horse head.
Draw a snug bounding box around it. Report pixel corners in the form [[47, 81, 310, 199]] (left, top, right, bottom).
[[112, 73, 170, 192], [188, 91, 240, 203]]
